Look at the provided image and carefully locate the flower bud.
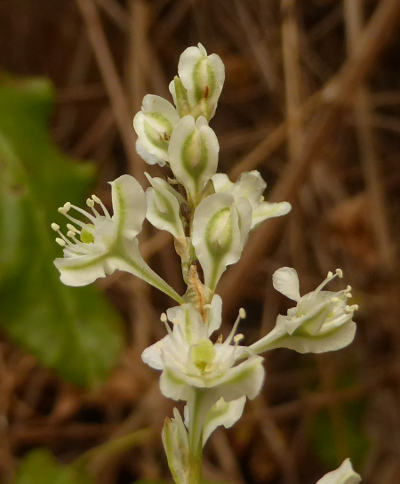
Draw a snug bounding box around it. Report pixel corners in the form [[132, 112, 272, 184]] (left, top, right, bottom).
[[145, 173, 185, 239], [168, 115, 219, 203], [133, 94, 179, 166], [192, 193, 248, 291], [170, 43, 225, 120], [162, 408, 190, 484]]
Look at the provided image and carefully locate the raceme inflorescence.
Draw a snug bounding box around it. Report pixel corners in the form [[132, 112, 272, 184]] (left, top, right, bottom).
[[52, 44, 361, 484]]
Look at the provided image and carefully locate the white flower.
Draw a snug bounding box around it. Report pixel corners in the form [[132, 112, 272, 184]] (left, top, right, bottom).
[[316, 458, 361, 484], [168, 115, 219, 204], [142, 299, 264, 407], [145, 172, 186, 240], [192, 193, 252, 292], [133, 94, 179, 167], [250, 268, 358, 354], [169, 43, 225, 120], [212, 170, 291, 229], [52, 174, 182, 303], [52, 175, 145, 286]]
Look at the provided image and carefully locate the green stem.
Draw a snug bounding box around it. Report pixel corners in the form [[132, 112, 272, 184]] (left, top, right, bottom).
[[118, 249, 184, 304], [187, 390, 209, 484]]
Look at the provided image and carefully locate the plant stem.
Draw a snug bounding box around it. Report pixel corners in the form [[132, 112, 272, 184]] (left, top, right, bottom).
[[187, 389, 208, 484], [118, 248, 184, 304]]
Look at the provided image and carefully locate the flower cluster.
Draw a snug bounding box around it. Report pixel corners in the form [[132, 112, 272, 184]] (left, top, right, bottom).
[[51, 44, 360, 484]]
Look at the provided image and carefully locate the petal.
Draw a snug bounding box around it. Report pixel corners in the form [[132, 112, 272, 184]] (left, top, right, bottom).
[[211, 173, 233, 193], [54, 252, 109, 287], [272, 267, 301, 301], [202, 396, 246, 445], [136, 139, 165, 167], [207, 294, 223, 335], [142, 94, 179, 124], [169, 76, 190, 117], [166, 303, 207, 345], [252, 201, 292, 228], [133, 95, 178, 165], [192, 193, 242, 291], [145, 174, 185, 239], [259, 320, 357, 354], [211, 356, 265, 401], [234, 196, 253, 247], [110, 174, 146, 240], [168, 115, 219, 202], [141, 335, 169, 370], [160, 367, 192, 401], [234, 170, 266, 207], [316, 458, 361, 484]]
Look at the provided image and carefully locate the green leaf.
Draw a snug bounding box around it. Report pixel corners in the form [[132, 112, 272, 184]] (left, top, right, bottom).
[[14, 449, 93, 484], [0, 75, 123, 387]]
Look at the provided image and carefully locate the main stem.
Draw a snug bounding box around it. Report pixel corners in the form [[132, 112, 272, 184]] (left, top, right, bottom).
[[187, 390, 206, 484]]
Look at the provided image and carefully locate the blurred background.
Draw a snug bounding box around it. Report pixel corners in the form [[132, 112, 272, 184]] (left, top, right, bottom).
[[1, 0, 400, 483]]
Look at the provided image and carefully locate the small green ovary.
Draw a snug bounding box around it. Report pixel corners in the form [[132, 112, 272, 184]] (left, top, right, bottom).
[[80, 226, 94, 243], [191, 339, 216, 372]]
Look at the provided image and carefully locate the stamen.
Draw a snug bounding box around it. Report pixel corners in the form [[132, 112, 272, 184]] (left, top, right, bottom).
[[67, 231, 80, 243], [53, 226, 73, 246], [58, 202, 71, 214], [67, 223, 79, 234], [92, 194, 111, 218], [224, 307, 246, 345], [58, 207, 86, 228], [86, 198, 101, 217], [55, 237, 66, 247], [160, 313, 172, 335], [315, 268, 344, 293], [69, 203, 96, 223], [335, 268, 343, 278], [51, 223, 60, 231], [234, 334, 244, 344]]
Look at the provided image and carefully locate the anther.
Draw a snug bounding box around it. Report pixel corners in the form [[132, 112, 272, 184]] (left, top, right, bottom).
[[160, 313, 168, 323], [327, 271, 333, 278], [91, 194, 101, 203], [335, 268, 343, 278], [51, 223, 60, 231], [234, 334, 244, 344], [55, 238, 66, 247], [239, 308, 246, 319], [86, 198, 94, 208], [67, 223, 79, 233]]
